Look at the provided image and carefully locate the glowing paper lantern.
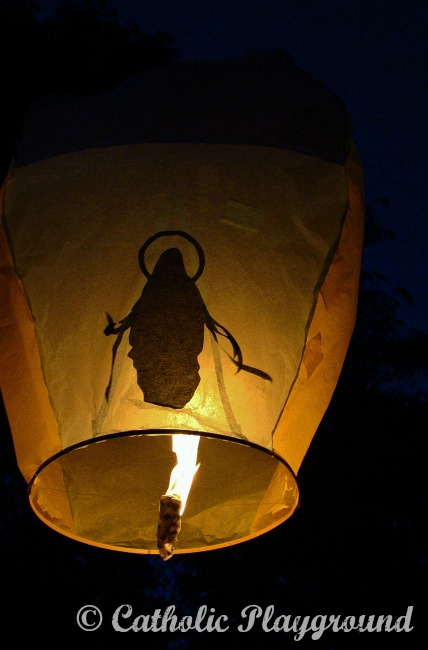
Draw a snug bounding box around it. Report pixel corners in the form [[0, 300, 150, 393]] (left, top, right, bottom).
[[0, 52, 364, 556]]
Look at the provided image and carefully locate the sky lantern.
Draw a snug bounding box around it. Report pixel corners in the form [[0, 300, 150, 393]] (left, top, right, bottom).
[[0, 51, 364, 559]]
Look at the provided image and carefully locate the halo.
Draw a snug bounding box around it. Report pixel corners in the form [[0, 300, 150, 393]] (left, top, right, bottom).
[[138, 230, 205, 281]]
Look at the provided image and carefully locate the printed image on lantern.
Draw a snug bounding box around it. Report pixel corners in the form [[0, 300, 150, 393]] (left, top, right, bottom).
[[0, 51, 364, 557]]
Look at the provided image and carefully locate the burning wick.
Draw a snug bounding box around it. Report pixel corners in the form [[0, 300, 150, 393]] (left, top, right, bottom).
[[157, 434, 200, 561], [157, 494, 182, 561]]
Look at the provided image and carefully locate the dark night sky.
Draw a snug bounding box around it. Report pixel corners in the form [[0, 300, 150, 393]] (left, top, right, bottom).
[[51, 0, 426, 334]]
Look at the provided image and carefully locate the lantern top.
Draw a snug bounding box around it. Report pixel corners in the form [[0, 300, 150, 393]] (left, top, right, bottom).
[[15, 50, 351, 168]]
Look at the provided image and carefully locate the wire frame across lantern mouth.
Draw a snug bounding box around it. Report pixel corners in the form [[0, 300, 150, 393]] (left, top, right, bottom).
[[27, 430, 300, 554]]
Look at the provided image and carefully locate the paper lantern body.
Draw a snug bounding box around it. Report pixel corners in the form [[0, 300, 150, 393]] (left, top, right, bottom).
[[0, 52, 364, 553]]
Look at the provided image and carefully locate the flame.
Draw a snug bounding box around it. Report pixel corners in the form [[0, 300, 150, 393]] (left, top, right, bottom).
[[165, 434, 200, 514], [157, 434, 200, 560]]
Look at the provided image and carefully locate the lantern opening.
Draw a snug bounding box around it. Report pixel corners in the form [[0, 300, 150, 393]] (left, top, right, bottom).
[[27, 430, 299, 554]]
